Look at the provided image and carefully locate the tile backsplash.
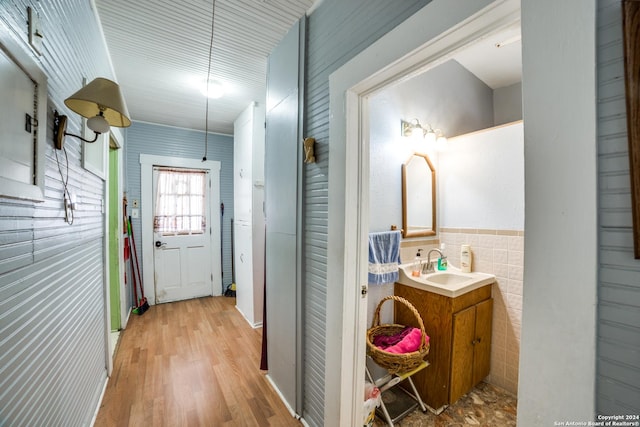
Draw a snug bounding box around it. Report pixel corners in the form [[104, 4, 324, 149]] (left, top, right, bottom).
[[401, 228, 523, 396]]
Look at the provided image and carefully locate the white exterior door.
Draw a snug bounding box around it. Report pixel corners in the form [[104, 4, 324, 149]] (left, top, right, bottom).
[[152, 167, 213, 303]]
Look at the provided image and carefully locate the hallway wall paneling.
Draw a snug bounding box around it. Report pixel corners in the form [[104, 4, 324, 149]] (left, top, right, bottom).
[[303, 2, 431, 425], [0, 2, 116, 424], [596, 0, 640, 414]]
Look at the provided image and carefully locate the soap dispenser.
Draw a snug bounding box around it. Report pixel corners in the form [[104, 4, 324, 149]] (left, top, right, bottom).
[[460, 244, 472, 273], [412, 249, 423, 277], [437, 243, 448, 271]]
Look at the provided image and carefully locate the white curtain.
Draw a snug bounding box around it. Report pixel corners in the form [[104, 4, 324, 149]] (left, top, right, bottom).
[[153, 168, 206, 235]]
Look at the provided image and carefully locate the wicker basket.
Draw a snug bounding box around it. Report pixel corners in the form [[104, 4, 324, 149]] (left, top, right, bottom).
[[366, 295, 429, 375]]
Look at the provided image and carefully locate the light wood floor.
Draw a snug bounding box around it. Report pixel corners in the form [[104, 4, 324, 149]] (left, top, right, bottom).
[[95, 297, 302, 427]]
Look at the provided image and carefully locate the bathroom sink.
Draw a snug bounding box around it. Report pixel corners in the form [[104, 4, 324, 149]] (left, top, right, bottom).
[[426, 272, 471, 285], [397, 264, 496, 297]]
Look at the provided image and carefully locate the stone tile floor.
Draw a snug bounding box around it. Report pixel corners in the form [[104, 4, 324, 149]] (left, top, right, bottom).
[[372, 382, 517, 426]]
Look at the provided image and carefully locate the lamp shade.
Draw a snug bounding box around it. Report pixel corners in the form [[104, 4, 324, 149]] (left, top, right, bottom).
[[64, 77, 131, 128]]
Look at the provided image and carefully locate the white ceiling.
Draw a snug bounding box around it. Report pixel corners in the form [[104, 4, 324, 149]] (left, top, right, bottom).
[[452, 21, 522, 89], [95, 0, 314, 135], [95, 1, 520, 135]]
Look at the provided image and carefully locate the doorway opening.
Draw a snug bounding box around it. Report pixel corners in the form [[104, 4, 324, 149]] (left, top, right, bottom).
[[104, 129, 127, 375], [325, 1, 522, 425]]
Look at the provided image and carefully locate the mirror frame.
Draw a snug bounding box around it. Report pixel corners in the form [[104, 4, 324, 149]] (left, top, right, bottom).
[[402, 153, 436, 238]]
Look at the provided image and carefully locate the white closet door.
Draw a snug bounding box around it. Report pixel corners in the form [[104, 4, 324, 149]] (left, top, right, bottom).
[[234, 222, 255, 324], [234, 108, 253, 224]]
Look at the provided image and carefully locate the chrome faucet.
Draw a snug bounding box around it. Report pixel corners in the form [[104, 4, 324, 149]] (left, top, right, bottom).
[[423, 248, 443, 274]]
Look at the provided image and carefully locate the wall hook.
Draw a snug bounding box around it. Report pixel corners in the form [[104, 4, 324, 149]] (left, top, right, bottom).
[[303, 137, 316, 163]]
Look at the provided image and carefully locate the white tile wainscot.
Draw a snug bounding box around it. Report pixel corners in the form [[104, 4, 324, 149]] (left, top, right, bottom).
[[439, 228, 524, 395]]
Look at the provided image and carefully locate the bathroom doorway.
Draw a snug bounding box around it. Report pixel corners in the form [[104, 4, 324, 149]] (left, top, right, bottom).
[[325, 1, 522, 424], [366, 32, 524, 396]]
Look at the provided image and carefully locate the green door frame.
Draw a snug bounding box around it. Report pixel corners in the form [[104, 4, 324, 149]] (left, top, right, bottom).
[[108, 147, 121, 331]]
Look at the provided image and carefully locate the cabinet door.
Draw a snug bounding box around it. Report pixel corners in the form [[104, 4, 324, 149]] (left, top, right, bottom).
[[234, 222, 254, 321], [234, 107, 254, 223], [450, 298, 493, 404], [450, 305, 476, 403], [472, 298, 493, 385]]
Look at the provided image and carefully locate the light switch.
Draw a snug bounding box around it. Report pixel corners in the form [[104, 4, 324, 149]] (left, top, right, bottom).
[[131, 208, 139, 218], [27, 7, 43, 55]]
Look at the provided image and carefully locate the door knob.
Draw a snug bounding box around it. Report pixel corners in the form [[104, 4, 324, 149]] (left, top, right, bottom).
[[155, 240, 166, 248]]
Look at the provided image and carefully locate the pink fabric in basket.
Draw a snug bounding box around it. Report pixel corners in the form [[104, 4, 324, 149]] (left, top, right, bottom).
[[372, 326, 412, 348], [380, 327, 428, 354]]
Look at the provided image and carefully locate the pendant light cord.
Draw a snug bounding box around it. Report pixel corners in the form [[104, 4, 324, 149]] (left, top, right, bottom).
[[203, 0, 217, 161]]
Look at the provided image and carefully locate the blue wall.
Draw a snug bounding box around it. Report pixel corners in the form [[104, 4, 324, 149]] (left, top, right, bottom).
[[302, 1, 430, 425], [0, 1, 115, 425], [596, 0, 640, 415], [124, 122, 235, 294]]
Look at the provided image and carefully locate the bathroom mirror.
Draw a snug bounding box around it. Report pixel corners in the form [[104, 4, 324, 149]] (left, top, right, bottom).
[[402, 153, 436, 237]]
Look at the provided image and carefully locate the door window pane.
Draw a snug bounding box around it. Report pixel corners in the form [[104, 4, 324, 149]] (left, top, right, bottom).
[[153, 168, 206, 235]]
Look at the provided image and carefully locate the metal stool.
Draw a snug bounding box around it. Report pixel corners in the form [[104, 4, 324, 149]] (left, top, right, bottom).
[[366, 357, 428, 426]]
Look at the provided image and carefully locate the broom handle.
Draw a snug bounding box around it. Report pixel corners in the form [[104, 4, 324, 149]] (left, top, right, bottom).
[[128, 220, 139, 306], [128, 216, 145, 300]]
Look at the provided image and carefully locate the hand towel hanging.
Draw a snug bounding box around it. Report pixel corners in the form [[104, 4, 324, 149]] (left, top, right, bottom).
[[368, 230, 401, 285]]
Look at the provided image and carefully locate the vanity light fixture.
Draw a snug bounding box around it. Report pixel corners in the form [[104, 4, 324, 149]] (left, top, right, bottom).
[[401, 118, 425, 138], [424, 125, 437, 144], [424, 127, 448, 147], [435, 129, 448, 148], [53, 77, 131, 150], [401, 118, 447, 147]]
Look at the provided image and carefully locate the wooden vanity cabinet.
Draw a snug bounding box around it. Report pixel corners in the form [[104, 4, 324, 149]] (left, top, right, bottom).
[[394, 283, 493, 412]]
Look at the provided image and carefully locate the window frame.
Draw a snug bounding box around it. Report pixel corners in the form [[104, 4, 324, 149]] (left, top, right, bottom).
[[153, 167, 208, 236], [0, 22, 47, 202]]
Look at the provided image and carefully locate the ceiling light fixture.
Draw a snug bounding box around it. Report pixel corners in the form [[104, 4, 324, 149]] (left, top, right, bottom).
[[53, 77, 131, 150], [202, 79, 225, 99]]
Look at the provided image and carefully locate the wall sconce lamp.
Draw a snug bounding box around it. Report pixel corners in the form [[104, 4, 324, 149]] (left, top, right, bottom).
[[53, 77, 131, 149], [401, 118, 447, 147]]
